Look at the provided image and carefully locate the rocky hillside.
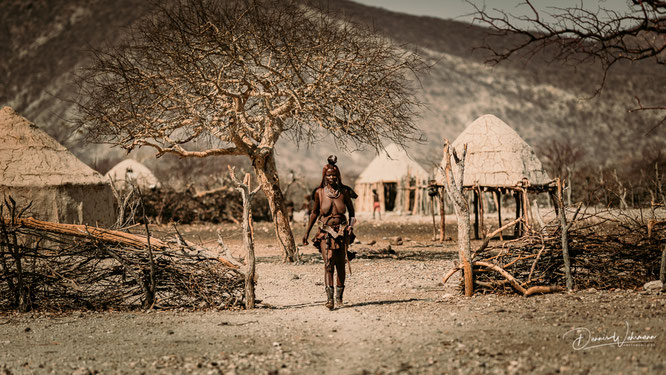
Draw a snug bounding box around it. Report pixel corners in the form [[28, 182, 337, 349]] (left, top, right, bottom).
[[2, 0, 664, 184]]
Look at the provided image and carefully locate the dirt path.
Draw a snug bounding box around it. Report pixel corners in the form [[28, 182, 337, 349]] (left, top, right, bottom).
[[1, 219, 664, 374]]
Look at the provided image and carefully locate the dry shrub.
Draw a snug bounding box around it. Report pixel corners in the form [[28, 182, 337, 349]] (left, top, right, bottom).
[[472, 209, 663, 294], [0, 198, 244, 312], [140, 188, 271, 224]]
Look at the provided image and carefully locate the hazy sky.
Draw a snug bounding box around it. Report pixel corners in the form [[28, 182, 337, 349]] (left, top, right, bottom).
[[353, 0, 633, 23]]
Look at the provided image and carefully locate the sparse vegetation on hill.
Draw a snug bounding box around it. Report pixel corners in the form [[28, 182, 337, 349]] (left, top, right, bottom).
[[2, 0, 664, 205]]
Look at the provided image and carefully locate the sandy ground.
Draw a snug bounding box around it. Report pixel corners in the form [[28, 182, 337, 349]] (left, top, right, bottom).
[[1, 213, 664, 374]]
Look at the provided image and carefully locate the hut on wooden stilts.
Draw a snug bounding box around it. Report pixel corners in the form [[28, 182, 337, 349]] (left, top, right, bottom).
[[355, 144, 430, 215], [436, 115, 556, 239]]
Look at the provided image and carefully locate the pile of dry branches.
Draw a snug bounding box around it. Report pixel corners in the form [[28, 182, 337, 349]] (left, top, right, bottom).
[[140, 187, 271, 224], [0, 199, 244, 312], [446, 209, 663, 295]]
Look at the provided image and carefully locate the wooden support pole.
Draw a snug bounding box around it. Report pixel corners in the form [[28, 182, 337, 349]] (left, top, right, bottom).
[[494, 190, 503, 241], [473, 189, 479, 240], [478, 188, 485, 238], [522, 189, 531, 232], [439, 188, 446, 241], [430, 195, 437, 240], [514, 191, 522, 237]]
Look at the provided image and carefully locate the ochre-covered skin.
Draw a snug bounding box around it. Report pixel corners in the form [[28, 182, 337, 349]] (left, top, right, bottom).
[[302, 156, 355, 308]]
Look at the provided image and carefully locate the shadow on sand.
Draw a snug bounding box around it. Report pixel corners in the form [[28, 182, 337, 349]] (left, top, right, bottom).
[[261, 297, 429, 310]]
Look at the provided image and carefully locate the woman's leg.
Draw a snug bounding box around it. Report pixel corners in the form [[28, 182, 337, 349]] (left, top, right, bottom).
[[323, 238, 335, 309], [324, 243, 335, 287], [333, 248, 346, 287], [333, 245, 346, 306]]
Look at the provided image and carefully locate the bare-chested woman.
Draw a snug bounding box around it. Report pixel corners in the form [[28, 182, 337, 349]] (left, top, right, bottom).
[[302, 156, 356, 310]]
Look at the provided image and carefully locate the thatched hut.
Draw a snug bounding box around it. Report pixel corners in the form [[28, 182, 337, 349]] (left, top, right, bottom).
[[436, 114, 555, 238], [105, 159, 161, 190], [0, 106, 116, 226], [355, 143, 430, 215]]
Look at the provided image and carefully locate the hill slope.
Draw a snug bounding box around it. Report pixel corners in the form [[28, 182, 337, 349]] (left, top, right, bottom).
[[2, 0, 664, 183]]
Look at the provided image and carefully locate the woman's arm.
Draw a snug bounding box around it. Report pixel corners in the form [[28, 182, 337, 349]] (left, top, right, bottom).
[[302, 189, 320, 245], [345, 189, 355, 229]]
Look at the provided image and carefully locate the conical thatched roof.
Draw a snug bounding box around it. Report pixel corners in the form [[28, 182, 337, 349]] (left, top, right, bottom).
[[437, 114, 551, 187], [0, 106, 108, 187], [105, 159, 161, 190], [0, 106, 115, 226], [356, 143, 429, 184]]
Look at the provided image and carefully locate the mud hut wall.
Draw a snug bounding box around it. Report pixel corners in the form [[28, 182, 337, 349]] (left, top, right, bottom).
[[414, 178, 430, 215], [0, 184, 116, 227], [396, 176, 404, 214], [379, 182, 386, 213], [354, 182, 385, 213]]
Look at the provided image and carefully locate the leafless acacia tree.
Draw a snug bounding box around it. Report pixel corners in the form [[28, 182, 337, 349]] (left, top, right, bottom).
[[74, 0, 426, 261], [470, 0, 665, 125]]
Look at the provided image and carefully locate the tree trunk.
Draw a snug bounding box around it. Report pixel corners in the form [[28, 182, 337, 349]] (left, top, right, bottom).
[[252, 151, 298, 262], [557, 178, 573, 291], [442, 141, 473, 296], [454, 199, 473, 296], [240, 176, 256, 309], [229, 169, 261, 309]]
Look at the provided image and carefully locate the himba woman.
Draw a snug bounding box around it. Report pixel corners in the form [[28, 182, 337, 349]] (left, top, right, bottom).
[[302, 156, 356, 310]]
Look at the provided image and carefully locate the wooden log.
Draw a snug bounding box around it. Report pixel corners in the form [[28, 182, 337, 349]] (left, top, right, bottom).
[[471, 217, 523, 260], [473, 261, 526, 295], [442, 265, 461, 284], [3, 217, 168, 249], [524, 285, 564, 297], [475, 280, 510, 288]]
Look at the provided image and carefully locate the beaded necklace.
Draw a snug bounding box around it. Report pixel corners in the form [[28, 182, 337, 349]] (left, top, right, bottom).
[[324, 185, 340, 199]]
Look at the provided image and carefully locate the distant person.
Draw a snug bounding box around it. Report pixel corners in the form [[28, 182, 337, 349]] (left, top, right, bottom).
[[372, 189, 381, 220], [303, 155, 356, 310]]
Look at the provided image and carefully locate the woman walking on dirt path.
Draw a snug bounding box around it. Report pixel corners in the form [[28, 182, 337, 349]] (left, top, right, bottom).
[[303, 155, 356, 310]]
